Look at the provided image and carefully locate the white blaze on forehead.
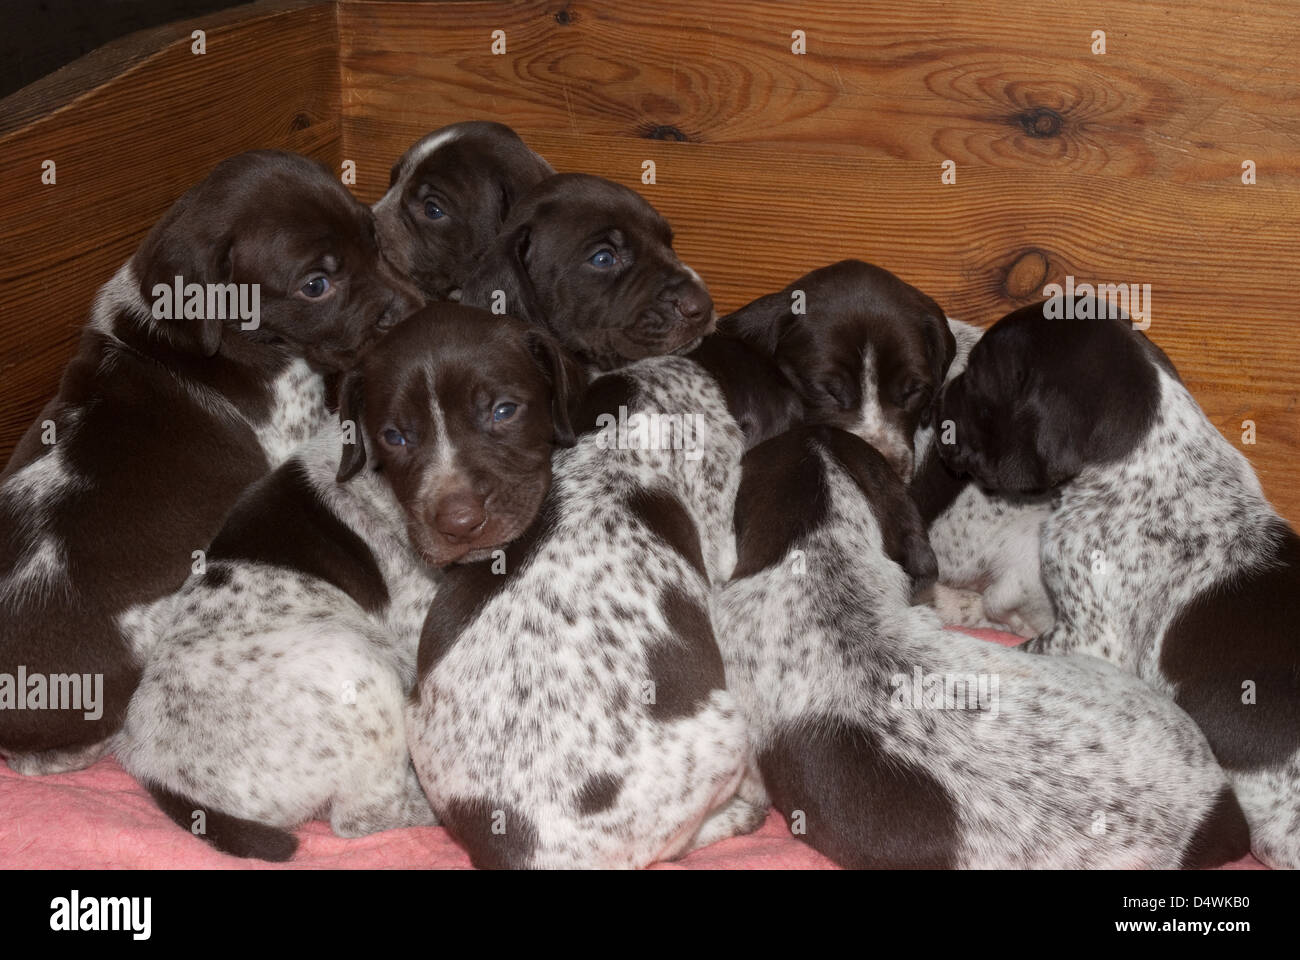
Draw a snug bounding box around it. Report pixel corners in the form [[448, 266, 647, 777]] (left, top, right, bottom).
[[413, 384, 465, 505], [372, 128, 464, 215], [849, 343, 914, 478]]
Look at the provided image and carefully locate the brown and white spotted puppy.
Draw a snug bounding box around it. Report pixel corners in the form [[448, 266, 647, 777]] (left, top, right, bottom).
[[719, 259, 953, 480], [0, 151, 420, 774], [371, 122, 555, 302], [721, 261, 1052, 636], [936, 302, 1300, 868], [461, 173, 716, 371], [407, 355, 762, 869], [119, 304, 580, 860], [717, 425, 1249, 869]]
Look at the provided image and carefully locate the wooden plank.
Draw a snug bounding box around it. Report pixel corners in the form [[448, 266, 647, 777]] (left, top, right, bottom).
[[341, 0, 1300, 184], [341, 120, 1300, 518], [0, 1, 340, 460], [339, 0, 1300, 520]]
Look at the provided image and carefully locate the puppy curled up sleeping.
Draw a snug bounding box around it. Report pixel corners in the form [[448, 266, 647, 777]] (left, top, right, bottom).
[[716, 425, 1249, 868], [119, 304, 582, 860], [936, 303, 1300, 868], [0, 151, 420, 774], [720, 259, 1054, 636]]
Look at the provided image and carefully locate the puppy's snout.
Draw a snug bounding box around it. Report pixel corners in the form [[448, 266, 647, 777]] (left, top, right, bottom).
[[433, 491, 487, 543], [661, 277, 714, 326]]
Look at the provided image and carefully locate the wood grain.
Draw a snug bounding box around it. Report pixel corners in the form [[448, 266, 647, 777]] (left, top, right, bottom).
[[1, 0, 1298, 522], [0, 1, 340, 456], [339, 0, 1300, 518]]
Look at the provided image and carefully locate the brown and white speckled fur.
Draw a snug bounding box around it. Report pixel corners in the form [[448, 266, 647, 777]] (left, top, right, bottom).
[[914, 318, 1054, 637], [716, 426, 1248, 869], [407, 356, 760, 868], [118, 424, 439, 859]]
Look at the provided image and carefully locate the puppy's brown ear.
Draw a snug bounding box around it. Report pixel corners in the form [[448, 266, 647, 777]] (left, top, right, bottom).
[[335, 369, 369, 482], [920, 315, 957, 427], [461, 224, 544, 328], [717, 289, 796, 356], [526, 327, 586, 447], [823, 428, 938, 597], [923, 314, 958, 386], [131, 186, 230, 357]]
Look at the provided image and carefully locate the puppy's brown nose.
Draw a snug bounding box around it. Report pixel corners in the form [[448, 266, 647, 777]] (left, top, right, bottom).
[[670, 285, 711, 324], [433, 492, 487, 543]]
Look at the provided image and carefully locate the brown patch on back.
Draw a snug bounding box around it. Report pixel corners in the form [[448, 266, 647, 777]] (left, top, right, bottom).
[[440, 796, 539, 869], [1161, 521, 1300, 771], [1178, 787, 1252, 869], [758, 716, 961, 869], [643, 585, 725, 720]]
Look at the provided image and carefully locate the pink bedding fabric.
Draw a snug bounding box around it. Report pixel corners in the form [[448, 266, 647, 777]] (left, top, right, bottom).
[[0, 628, 1266, 869]]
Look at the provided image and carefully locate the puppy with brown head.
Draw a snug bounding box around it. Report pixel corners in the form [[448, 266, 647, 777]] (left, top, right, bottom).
[[372, 122, 555, 302], [461, 173, 716, 370], [720, 259, 953, 479], [122, 302, 581, 861], [337, 304, 584, 567], [0, 150, 420, 772]]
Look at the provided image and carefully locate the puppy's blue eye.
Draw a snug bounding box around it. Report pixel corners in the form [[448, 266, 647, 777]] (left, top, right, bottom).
[[589, 249, 615, 268], [492, 402, 518, 423], [383, 428, 408, 447], [424, 201, 445, 220], [301, 275, 330, 298]]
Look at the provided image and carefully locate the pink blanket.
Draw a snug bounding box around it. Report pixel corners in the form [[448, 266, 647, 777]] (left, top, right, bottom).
[[0, 628, 1265, 869]]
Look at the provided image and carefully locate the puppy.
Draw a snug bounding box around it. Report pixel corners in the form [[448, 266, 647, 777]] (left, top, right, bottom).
[[118, 304, 581, 860], [0, 151, 419, 773], [720, 259, 953, 480], [910, 320, 1056, 637], [936, 303, 1300, 868], [407, 355, 759, 868], [721, 260, 1052, 635], [461, 173, 715, 370], [372, 121, 555, 301], [717, 425, 1249, 868]]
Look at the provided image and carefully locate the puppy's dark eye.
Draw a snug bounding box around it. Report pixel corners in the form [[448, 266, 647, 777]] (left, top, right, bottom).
[[382, 428, 409, 447], [424, 201, 445, 220], [898, 379, 931, 408], [492, 402, 518, 423], [300, 275, 330, 299], [820, 380, 852, 410], [589, 249, 616, 268]]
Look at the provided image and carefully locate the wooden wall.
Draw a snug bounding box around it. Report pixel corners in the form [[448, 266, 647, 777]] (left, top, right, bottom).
[[3, 0, 1299, 519], [0, 0, 339, 458]]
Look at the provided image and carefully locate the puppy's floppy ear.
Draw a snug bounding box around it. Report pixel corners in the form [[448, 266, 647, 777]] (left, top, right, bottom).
[[717, 289, 797, 356], [335, 369, 368, 482], [461, 223, 543, 327], [823, 428, 938, 596], [525, 327, 586, 447], [131, 185, 231, 357], [688, 334, 803, 450], [919, 314, 957, 427]]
